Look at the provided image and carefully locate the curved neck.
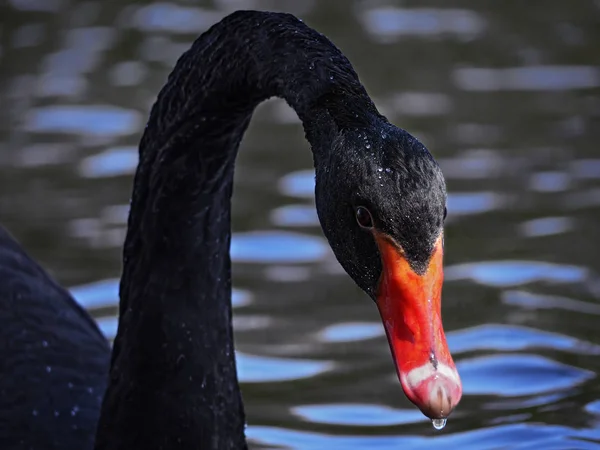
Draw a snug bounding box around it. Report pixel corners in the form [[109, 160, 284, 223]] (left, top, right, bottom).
[[95, 11, 378, 449]]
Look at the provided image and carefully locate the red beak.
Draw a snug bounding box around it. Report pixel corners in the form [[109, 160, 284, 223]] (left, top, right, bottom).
[[375, 233, 461, 420]]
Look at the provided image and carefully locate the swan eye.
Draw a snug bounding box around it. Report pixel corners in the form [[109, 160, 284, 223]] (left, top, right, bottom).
[[355, 206, 373, 229]]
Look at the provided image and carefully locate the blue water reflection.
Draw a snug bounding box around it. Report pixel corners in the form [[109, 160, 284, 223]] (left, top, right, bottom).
[[570, 159, 600, 180], [230, 231, 329, 263], [319, 322, 383, 343], [359, 7, 485, 42], [438, 150, 502, 180], [519, 217, 573, 237], [529, 171, 571, 193], [132, 4, 222, 34], [445, 260, 588, 287], [292, 403, 423, 426], [447, 191, 504, 216], [486, 392, 567, 411], [454, 66, 600, 91], [237, 353, 333, 383], [279, 169, 314, 199], [448, 324, 600, 354], [458, 354, 593, 397], [79, 147, 138, 178], [95, 315, 118, 339], [247, 422, 600, 450], [501, 290, 600, 315], [586, 400, 600, 415], [24, 105, 141, 136], [271, 204, 319, 227]]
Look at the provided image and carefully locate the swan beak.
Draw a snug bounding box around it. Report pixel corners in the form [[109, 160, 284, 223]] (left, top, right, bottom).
[[374, 233, 462, 420]]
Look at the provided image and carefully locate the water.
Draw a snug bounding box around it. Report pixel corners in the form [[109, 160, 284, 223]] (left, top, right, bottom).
[[1, 1, 599, 449], [432, 418, 447, 430]]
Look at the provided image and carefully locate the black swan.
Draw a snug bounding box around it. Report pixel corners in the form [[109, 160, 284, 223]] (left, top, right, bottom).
[[0, 10, 461, 450]]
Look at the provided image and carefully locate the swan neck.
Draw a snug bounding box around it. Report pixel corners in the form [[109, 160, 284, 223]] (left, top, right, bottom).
[[98, 11, 376, 448]]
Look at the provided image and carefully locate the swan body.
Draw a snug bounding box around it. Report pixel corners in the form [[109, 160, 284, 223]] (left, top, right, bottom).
[[0, 226, 109, 449]]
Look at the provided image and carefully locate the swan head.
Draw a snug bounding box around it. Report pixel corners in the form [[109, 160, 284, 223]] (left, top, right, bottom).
[[313, 120, 461, 421]]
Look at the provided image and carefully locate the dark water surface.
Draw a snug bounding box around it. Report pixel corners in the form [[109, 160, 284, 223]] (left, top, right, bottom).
[[1, 1, 600, 448]]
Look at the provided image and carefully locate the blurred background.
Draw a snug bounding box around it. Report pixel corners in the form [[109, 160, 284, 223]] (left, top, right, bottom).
[[1, 0, 600, 448]]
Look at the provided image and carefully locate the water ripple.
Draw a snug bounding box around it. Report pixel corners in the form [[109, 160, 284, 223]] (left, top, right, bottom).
[[79, 147, 138, 178], [248, 422, 600, 450], [529, 171, 571, 193], [132, 3, 223, 34], [95, 315, 118, 339], [454, 66, 600, 91], [570, 159, 600, 180], [318, 322, 383, 343], [519, 217, 574, 237], [231, 231, 329, 263], [438, 149, 504, 179], [586, 400, 600, 415], [445, 260, 588, 287], [271, 204, 319, 227], [387, 91, 452, 117], [292, 403, 423, 426], [447, 191, 505, 216], [237, 353, 333, 383], [359, 7, 485, 43], [458, 354, 594, 397], [24, 105, 141, 137], [265, 266, 312, 282], [486, 393, 568, 411], [279, 169, 314, 199], [448, 324, 600, 355], [501, 290, 600, 315]]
